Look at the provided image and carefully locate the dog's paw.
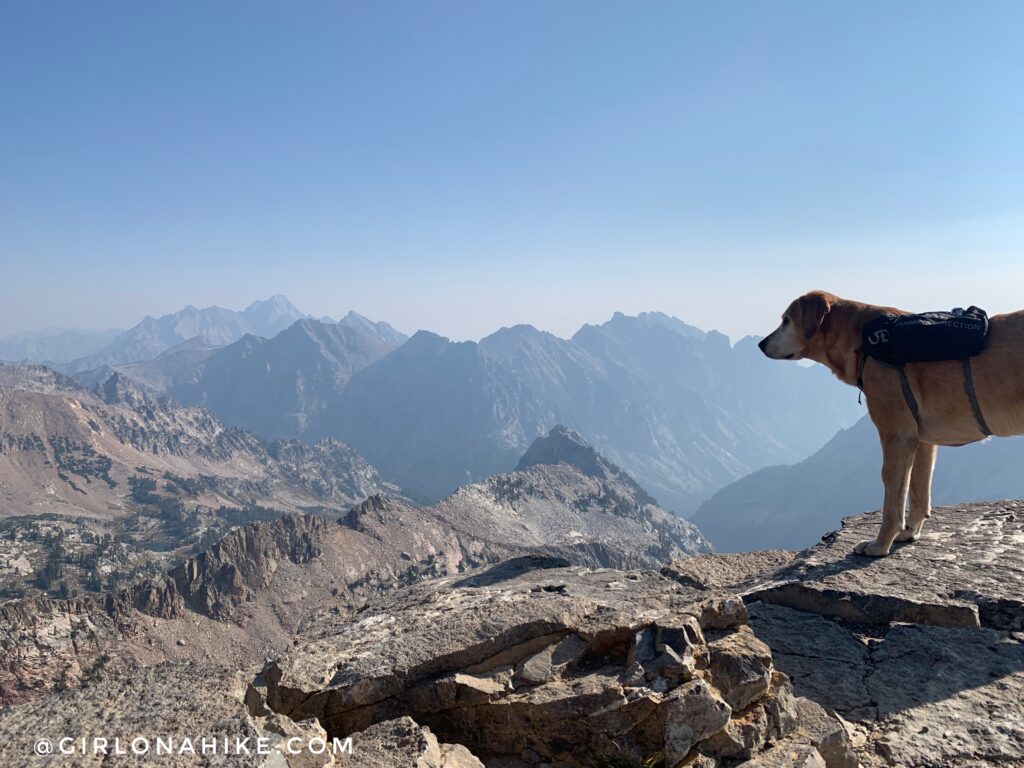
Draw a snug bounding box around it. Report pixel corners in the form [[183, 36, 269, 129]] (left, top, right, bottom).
[[894, 527, 921, 542], [853, 539, 891, 557]]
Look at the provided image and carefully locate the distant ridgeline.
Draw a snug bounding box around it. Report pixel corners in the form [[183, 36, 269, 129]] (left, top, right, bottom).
[[13, 302, 862, 515]]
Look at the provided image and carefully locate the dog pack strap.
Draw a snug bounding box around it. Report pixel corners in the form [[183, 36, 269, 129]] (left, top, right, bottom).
[[961, 357, 993, 437], [896, 366, 921, 425]]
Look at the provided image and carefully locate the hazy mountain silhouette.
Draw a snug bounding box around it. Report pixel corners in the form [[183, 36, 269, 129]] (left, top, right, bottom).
[[310, 313, 862, 511], [62, 295, 307, 373], [91, 306, 861, 513], [168, 317, 407, 440]]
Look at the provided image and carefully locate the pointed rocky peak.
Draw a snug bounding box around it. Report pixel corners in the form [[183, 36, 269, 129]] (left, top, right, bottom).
[[283, 317, 330, 338], [339, 310, 376, 330], [516, 425, 612, 479], [516, 425, 660, 506], [94, 370, 151, 407], [401, 330, 454, 354], [484, 323, 544, 340], [241, 295, 307, 338], [341, 493, 413, 532], [244, 294, 303, 316]]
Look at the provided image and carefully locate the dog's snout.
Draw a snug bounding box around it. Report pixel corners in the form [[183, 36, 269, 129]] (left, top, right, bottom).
[[758, 338, 768, 353]]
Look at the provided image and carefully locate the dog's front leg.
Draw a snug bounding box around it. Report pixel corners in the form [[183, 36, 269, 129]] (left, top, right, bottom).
[[854, 435, 917, 557], [895, 442, 937, 542]]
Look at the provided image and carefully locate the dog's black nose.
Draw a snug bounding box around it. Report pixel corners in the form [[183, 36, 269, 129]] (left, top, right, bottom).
[[758, 338, 767, 352]]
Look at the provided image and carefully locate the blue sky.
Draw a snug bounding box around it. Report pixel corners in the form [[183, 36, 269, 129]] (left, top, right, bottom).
[[3, 1, 1024, 341]]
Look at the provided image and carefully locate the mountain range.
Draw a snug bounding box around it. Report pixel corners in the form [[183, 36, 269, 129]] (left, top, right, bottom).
[[59, 295, 310, 373], [9, 297, 864, 515], [0, 360, 709, 599], [0, 363, 711, 704], [693, 413, 1024, 551], [313, 313, 863, 511], [167, 314, 407, 439]]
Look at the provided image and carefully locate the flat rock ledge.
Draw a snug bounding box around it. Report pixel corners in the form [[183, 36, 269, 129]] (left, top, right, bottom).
[[669, 501, 1024, 768], [259, 556, 854, 767], [743, 500, 1024, 631]]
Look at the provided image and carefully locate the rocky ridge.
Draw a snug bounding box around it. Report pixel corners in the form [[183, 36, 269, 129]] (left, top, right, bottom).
[[0, 428, 711, 709], [1, 494, 1022, 766], [247, 501, 1024, 767], [0, 364, 397, 525]]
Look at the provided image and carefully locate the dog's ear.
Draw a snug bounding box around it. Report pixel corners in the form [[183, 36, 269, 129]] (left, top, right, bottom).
[[797, 292, 833, 339]]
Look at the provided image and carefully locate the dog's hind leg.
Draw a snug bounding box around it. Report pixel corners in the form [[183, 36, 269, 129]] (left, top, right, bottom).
[[855, 435, 917, 557], [896, 442, 937, 542]]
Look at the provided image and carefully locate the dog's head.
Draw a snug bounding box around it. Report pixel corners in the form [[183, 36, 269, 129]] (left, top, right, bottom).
[[758, 291, 835, 360]]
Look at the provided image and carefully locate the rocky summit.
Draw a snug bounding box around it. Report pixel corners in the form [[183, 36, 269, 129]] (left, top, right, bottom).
[[0, 500, 1022, 767]]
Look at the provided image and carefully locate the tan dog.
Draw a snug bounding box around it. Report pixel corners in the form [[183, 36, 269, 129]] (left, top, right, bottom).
[[759, 291, 1024, 556]]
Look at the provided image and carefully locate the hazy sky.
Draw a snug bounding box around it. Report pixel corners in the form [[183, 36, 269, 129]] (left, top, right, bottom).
[[3, 2, 1024, 342]]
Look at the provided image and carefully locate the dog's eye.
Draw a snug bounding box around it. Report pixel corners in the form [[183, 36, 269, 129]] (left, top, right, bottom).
[[782, 317, 790, 326]]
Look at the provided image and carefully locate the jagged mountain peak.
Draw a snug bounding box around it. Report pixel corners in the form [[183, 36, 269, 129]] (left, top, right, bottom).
[[517, 425, 656, 505], [0, 362, 86, 395], [94, 370, 154, 407], [284, 316, 334, 336], [399, 329, 457, 354], [477, 324, 571, 362], [158, 314, 408, 442], [245, 293, 299, 312], [480, 323, 558, 346], [517, 425, 604, 475]]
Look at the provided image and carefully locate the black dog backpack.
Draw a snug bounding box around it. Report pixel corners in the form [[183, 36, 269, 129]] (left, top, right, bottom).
[[862, 307, 989, 366], [859, 306, 992, 436]]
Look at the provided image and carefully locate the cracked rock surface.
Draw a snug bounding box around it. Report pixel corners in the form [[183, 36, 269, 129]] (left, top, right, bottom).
[[746, 501, 1024, 630], [740, 502, 1024, 767], [262, 557, 843, 767]]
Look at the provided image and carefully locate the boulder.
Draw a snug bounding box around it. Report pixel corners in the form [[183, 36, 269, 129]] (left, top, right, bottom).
[[263, 559, 816, 766], [707, 630, 773, 711]]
